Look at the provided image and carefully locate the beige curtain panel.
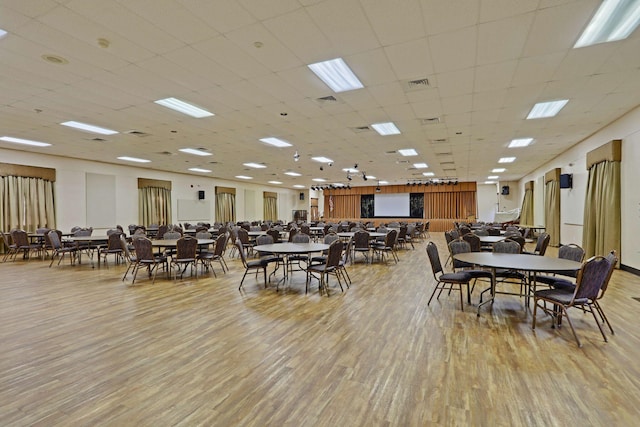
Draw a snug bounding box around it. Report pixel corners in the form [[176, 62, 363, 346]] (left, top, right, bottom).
[[544, 180, 560, 246], [520, 183, 534, 226], [424, 191, 476, 219], [582, 160, 621, 258], [263, 193, 278, 222], [139, 186, 172, 226], [324, 194, 360, 218], [215, 192, 236, 223], [0, 175, 56, 231]]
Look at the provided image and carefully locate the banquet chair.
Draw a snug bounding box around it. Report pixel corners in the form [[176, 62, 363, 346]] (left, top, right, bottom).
[[448, 239, 493, 303], [131, 237, 168, 284], [236, 239, 269, 291], [1, 232, 17, 262], [426, 242, 472, 311], [47, 230, 78, 267], [100, 232, 124, 266], [485, 239, 528, 301], [254, 234, 281, 278], [10, 229, 41, 261], [533, 256, 612, 347], [336, 238, 352, 286], [306, 239, 344, 296], [371, 229, 398, 264], [534, 244, 585, 289], [524, 232, 550, 255], [288, 233, 311, 273], [310, 232, 340, 266], [120, 234, 137, 280], [352, 230, 371, 264], [170, 236, 198, 280]]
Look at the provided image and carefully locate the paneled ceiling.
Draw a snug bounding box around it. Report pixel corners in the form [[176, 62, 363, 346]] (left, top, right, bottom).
[[1, 0, 639, 188]]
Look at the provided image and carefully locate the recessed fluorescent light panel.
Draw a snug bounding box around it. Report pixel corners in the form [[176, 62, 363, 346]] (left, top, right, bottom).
[[423, 172, 435, 177], [0, 29, 7, 39], [574, 0, 640, 48], [526, 100, 569, 119], [398, 148, 418, 156], [366, 175, 376, 180], [268, 181, 283, 185], [487, 175, 499, 180], [379, 180, 389, 184], [293, 184, 305, 188], [312, 178, 326, 182], [259, 137, 292, 147], [311, 156, 333, 163], [285, 172, 302, 177], [188, 168, 211, 173], [342, 168, 358, 173], [243, 162, 267, 169], [117, 156, 150, 163], [307, 58, 364, 93], [508, 138, 533, 148], [61, 121, 118, 135], [179, 148, 212, 156], [499, 157, 516, 163], [0, 136, 51, 147], [371, 122, 401, 136], [492, 168, 506, 173], [414, 163, 428, 169], [154, 97, 214, 118], [235, 175, 252, 180], [485, 181, 497, 184]]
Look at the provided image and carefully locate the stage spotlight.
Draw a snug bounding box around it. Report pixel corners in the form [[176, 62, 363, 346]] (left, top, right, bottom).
[[347, 174, 352, 181], [362, 172, 367, 181], [354, 163, 358, 169], [294, 151, 300, 161]]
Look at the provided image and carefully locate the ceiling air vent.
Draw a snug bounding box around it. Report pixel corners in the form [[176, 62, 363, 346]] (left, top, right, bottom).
[[126, 130, 149, 137], [157, 151, 175, 156], [420, 117, 440, 125], [351, 126, 371, 133], [315, 95, 339, 105], [403, 77, 432, 92], [431, 138, 448, 143], [91, 137, 106, 142], [385, 150, 397, 154]]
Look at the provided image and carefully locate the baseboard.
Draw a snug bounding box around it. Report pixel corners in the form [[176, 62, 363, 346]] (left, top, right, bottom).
[[621, 264, 640, 277]]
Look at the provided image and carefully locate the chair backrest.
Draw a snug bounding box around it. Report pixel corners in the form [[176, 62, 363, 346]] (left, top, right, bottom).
[[449, 239, 472, 269], [507, 236, 526, 251], [47, 230, 62, 250], [301, 225, 310, 235], [385, 229, 397, 247], [487, 227, 501, 236], [324, 232, 340, 245], [535, 233, 551, 255], [505, 225, 519, 232], [74, 228, 93, 237], [493, 239, 521, 254], [266, 229, 280, 242], [573, 256, 612, 302], [163, 231, 181, 240], [176, 236, 198, 259], [342, 238, 352, 264], [234, 239, 248, 267], [326, 239, 343, 268], [156, 224, 169, 239], [11, 229, 28, 246], [292, 233, 310, 243], [474, 229, 488, 236], [256, 234, 274, 246], [213, 233, 227, 257], [107, 232, 122, 250], [133, 237, 154, 261], [599, 250, 619, 296], [353, 230, 370, 249], [458, 226, 471, 236], [120, 234, 134, 260], [426, 242, 444, 277], [397, 226, 407, 240], [196, 231, 212, 239], [106, 228, 119, 236], [236, 228, 249, 244], [288, 228, 298, 242], [558, 244, 585, 262], [462, 233, 481, 252]]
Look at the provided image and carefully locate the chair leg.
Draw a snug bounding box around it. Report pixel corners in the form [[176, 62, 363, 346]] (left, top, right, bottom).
[[594, 301, 614, 335], [560, 307, 582, 348]]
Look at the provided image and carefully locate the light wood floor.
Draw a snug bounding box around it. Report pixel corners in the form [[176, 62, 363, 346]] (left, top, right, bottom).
[[1, 236, 640, 426]]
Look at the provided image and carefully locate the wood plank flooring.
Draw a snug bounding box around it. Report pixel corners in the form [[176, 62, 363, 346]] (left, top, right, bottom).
[[1, 236, 640, 426]]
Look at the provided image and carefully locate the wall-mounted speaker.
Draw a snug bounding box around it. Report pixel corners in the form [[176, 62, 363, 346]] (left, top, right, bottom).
[[198, 190, 205, 200], [299, 192, 305, 201], [501, 185, 510, 195]]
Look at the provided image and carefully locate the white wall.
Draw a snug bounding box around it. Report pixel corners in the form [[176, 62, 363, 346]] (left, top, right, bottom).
[[518, 104, 640, 269], [477, 184, 499, 222], [1, 148, 301, 232]]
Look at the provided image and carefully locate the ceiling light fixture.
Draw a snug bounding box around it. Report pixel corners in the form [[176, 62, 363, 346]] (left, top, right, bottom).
[[487, 175, 499, 180], [260, 137, 292, 147], [414, 163, 428, 169], [0, 28, 7, 39], [311, 156, 333, 164], [285, 171, 301, 177], [293, 184, 305, 188], [492, 168, 506, 173], [154, 97, 214, 118], [508, 138, 533, 148], [0, 136, 51, 147], [268, 181, 283, 185], [398, 148, 418, 156], [526, 100, 569, 119], [371, 122, 401, 135], [188, 168, 211, 173], [235, 175, 253, 180], [313, 178, 326, 182], [379, 180, 389, 185], [422, 172, 435, 177], [307, 58, 364, 93], [498, 157, 516, 163], [117, 156, 150, 163], [574, 0, 640, 48], [61, 121, 118, 135], [179, 148, 212, 156], [243, 162, 267, 169]]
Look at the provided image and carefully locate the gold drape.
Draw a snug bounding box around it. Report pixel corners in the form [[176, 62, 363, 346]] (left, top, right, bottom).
[[582, 161, 620, 258], [139, 186, 172, 225], [0, 176, 56, 231], [520, 184, 534, 225], [324, 194, 360, 218], [544, 180, 560, 246], [215, 192, 236, 223], [263, 194, 277, 222], [424, 191, 476, 219]]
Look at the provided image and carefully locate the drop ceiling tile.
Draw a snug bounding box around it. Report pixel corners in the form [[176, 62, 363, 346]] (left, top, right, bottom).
[[361, 0, 425, 46], [429, 26, 477, 73], [420, 0, 479, 35], [474, 60, 518, 93], [477, 13, 534, 65], [383, 38, 435, 80]]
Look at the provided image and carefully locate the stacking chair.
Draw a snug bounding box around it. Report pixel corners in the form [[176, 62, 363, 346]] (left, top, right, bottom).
[[266, 228, 281, 243], [336, 238, 352, 287], [10, 229, 41, 261], [448, 239, 493, 302], [486, 239, 528, 301], [48, 230, 78, 267], [131, 237, 168, 284], [462, 233, 481, 252], [396, 226, 413, 249], [170, 236, 198, 280], [1, 232, 17, 262], [254, 234, 281, 278], [524, 232, 550, 256], [371, 229, 398, 264], [533, 256, 612, 347], [426, 242, 472, 311], [352, 230, 371, 264], [236, 239, 269, 291], [100, 232, 124, 266], [534, 244, 585, 289], [237, 228, 254, 256], [120, 234, 137, 280], [310, 233, 340, 266], [306, 239, 344, 296], [288, 233, 311, 273]]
